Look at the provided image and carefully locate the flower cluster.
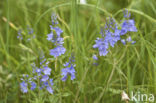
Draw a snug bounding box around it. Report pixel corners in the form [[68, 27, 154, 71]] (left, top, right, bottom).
[[20, 74, 37, 93], [27, 26, 34, 35], [20, 14, 76, 95], [20, 75, 29, 93], [121, 36, 136, 45], [93, 9, 137, 56], [17, 29, 23, 40], [47, 14, 66, 58], [20, 56, 54, 94], [92, 54, 98, 66], [61, 56, 76, 81], [20, 14, 78, 95], [17, 26, 35, 41]]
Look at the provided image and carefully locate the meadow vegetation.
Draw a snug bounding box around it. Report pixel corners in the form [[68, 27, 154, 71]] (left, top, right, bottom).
[[0, 0, 156, 103]]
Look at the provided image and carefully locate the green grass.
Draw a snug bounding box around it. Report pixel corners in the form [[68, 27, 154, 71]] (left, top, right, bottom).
[[0, 0, 156, 103]]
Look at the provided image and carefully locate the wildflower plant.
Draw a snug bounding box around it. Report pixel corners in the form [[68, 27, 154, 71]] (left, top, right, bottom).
[[61, 56, 76, 81], [47, 13, 66, 58], [19, 14, 68, 95], [20, 55, 54, 94], [93, 9, 137, 56], [120, 9, 137, 44], [93, 18, 120, 56]]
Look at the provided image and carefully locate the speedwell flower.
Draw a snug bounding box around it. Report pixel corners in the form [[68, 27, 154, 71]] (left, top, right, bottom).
[[61, 57, 76, 81], [47, 13, 66, 58]]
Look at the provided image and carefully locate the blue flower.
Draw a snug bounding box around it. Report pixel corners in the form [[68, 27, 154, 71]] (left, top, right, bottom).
[[121, 20, 137, 35], [113, 28, 121, 36], [52, 27, 63, 37], [43, 66, 51, 75], [30, 81, 36, 90], [105, 32, 120, 47], [61, 65, 76, 81], [41, 75, 49, 82], [55, 37, 64, 45], [93, 18, 122, 56], [46, 86, 53, 94], [40, 59, 46, 65], [47, 32, 53, 41], [27, 26, 34, 35], [47, 14, 66, 58], [123, 9, 131, 18], [49, 79, 54, 86], [20, 81, 28, 93], [93, 10, 137, 56], [126, 36, 132, 42], [93, 38, 109, 56], [40, 78, 54, 94], [126, 36, 136, 44], [61, 57, 76, 81], [40, 81, 48, 89], [17, 29, 23, 40], [20, 55, 54, 94], [51, 13, 58, 25], [121, 39, 126, 45], [63, 62, 70, 67], [93, 54, 98, 60], [35, 68, 42, 76], [50, 46, 66, 58], [47, 32, 64, 45], [131, 41, 136, 44]]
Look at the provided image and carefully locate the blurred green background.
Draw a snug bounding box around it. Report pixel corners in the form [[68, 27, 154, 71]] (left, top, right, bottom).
[[0, 0, 156, 103]]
